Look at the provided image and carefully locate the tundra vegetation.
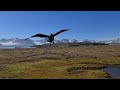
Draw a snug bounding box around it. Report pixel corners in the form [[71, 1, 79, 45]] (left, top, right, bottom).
[[0, 45, 120, 79]]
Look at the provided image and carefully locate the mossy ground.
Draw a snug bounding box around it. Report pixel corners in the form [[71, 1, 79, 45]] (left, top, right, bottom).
[[0, 46, 120, 79]]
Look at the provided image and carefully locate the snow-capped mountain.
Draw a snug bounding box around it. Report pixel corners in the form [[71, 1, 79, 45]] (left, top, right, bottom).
[[0, 38, 36, 48], [99, 40, 112, 44], [0, 43, 4, 46], [99, 38, 120, 44], [33, 38, 95, 45], [111, 38, 120, 43], [82, 39, 96, 43], [34, 39, 49, 45]]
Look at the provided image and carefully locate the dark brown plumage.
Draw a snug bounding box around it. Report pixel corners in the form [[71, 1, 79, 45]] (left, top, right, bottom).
[[30, 29, 69, 46]]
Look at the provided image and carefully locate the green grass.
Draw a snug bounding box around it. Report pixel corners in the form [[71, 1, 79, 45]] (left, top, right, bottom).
[[0, 59, 110, 79]]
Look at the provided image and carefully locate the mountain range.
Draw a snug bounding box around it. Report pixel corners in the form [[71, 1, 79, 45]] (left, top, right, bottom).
[[0, 38, 120, 48], [0, 38, 36, 48]]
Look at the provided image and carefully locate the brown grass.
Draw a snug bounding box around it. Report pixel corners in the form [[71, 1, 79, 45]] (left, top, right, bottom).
[[0, 45, 120, 79]]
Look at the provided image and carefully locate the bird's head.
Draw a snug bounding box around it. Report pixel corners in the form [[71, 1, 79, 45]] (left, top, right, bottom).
[[50, 34, 54, 37]]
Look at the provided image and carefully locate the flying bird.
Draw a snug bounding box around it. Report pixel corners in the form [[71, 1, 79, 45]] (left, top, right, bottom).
[[30, 29, 69, 46]]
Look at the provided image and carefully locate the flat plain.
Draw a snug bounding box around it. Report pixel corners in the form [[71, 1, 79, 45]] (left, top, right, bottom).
[[0, 45, 120, 79]]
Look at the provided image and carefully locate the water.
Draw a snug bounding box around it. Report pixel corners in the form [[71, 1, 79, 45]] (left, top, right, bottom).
[[102, 68, 120, 79]]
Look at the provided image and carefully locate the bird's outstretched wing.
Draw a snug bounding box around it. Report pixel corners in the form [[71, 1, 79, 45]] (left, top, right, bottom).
[[53, 29, 70, 36], [30, 34, 49, 38]]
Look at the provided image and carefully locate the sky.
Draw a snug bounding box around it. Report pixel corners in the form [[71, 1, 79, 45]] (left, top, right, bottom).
[[0, 11, 120, 41]]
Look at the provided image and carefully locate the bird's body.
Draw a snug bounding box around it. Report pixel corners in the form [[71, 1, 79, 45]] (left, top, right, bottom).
[[30, 29, 69, 46], [48, 34, 54, 42]]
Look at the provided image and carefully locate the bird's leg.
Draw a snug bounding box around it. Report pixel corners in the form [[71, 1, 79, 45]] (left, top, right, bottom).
[[50, 42, 51, 46], [53, 41, 55, 44]]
